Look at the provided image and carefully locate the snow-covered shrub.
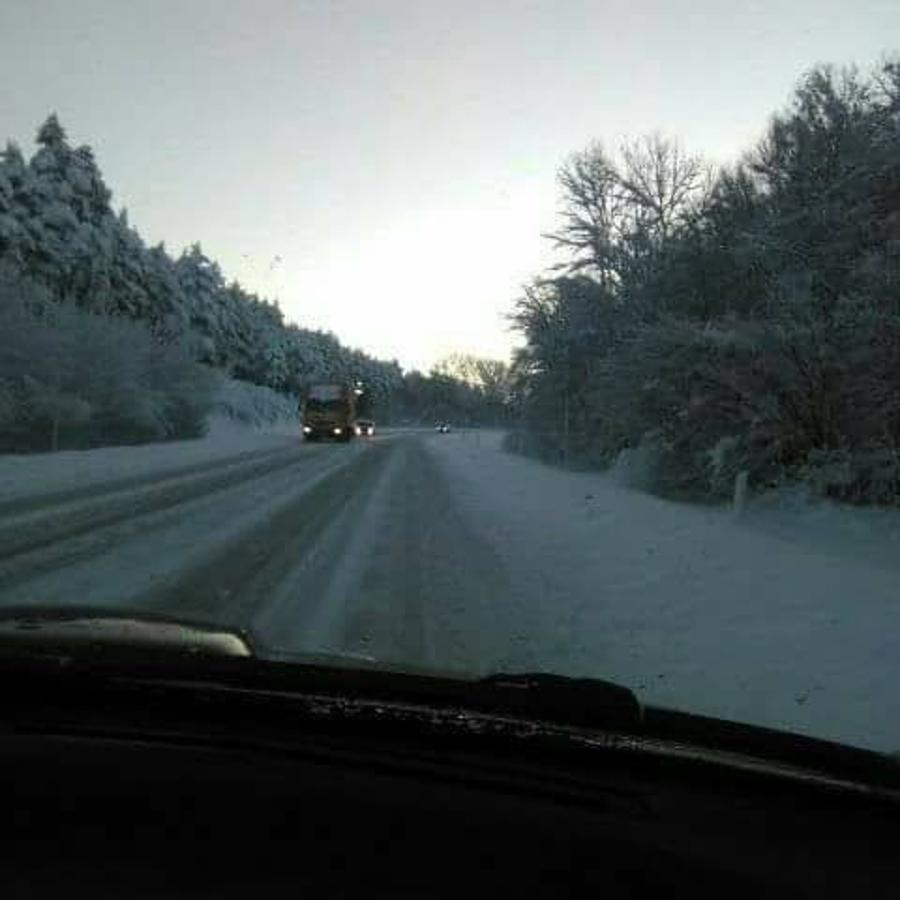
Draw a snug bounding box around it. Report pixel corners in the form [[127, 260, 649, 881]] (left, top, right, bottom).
[[801, 448, 900, 506], [0, 267, 213, 451], [705, 435, 744, 496], [611, 436, 665, 491], [211, 375, 299, 428]]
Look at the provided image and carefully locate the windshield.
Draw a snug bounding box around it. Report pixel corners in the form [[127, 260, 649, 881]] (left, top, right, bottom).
[[306, 399, 347, 413], [1, 0, 899, 757]]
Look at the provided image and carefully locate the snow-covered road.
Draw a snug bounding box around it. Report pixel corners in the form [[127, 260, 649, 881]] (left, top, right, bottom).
[[430, 432, 900, 754], [0, 427, 898, 753]]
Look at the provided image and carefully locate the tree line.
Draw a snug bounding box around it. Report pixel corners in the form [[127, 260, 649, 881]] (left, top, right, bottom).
[[510, 59, 900, 505], [0, 116, 504, 450]]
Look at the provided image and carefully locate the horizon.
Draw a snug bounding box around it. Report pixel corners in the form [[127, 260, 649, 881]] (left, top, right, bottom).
[[2, 0, 897, 370]]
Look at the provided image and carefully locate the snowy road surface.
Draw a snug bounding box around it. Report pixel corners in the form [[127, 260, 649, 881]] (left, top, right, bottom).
[[1, 428, 899, 753]]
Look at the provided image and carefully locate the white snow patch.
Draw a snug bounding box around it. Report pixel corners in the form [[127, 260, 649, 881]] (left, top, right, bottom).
[[211, 376, 299, 430], [0, 374, 304, 505], [0, 415, 297, 505], [424, 430, 900, 754], [0, 448, 351, 610]]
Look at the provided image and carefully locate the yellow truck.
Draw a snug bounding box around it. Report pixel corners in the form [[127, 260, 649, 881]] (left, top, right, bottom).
[[301, 384, 358, 442]]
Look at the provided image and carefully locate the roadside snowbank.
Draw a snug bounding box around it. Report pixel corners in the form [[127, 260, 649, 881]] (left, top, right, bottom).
[[0, 416, 296, 505], [211, 377, 299, 431], [425, 430, 900, 753], [0, 376, 302, 504]]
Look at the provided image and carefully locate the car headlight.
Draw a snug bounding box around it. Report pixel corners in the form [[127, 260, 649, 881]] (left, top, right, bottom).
[[355, 426, 362, 435], [302, 426, 312, 434], [333, 427, 342, 435]]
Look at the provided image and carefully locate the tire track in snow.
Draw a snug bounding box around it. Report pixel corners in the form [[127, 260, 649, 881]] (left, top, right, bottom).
[[0, 434, 511, 681], [140, 440, 394, 628], [334, 437, 510, 674], [250, 436, 509, 675], [0, 440, 297, 519], [251, 438, 404, 659], [0, 442, 325, 591]]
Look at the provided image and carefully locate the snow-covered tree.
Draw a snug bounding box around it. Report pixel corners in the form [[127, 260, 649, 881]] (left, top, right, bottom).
[[514, 57, 900, 503], [0, 114, 491, 441], [174, 243, 227, 365], [0, 143, 32, 262]]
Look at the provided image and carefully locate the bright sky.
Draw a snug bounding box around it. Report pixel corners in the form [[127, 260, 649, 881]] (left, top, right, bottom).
[[1, 1, 897, 371]]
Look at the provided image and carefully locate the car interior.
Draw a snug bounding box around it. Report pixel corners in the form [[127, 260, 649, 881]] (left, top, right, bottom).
[[2, 651, 896, 898]]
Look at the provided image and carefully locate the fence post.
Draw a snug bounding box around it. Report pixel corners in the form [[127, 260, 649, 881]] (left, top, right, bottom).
[[732, 470, 749, 516]]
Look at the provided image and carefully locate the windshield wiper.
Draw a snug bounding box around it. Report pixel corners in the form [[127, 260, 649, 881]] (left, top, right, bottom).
[[0, 611, 894, 788], [478, 672, 641, 729], [0, 609, 642, 729], [0, 606, 252, 660]]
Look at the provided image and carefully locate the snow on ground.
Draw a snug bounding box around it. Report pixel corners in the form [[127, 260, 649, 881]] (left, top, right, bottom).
[[0, 374, 304, 504], [0, 445, 353, 610], [0, 416, 297, 505], [2, 420, 898, 754], [743, 485, 900, 579], [425, 430, 900, 753]]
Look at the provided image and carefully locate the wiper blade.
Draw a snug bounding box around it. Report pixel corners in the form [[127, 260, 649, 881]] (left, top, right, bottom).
[[480, 672, 641, 729], [0, 606, 252, 660], [0, 610, 640, 727]]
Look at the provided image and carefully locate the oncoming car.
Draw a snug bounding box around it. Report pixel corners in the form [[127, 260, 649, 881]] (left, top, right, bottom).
[[355, 419, 375, 437], [436, 423, 451, 434]]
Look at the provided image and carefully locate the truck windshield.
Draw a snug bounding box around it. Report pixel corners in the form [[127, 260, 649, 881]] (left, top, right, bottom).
[[306, 399, 346, 413]]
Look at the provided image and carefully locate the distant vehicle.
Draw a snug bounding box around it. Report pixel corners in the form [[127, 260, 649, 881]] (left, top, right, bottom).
[[301, 384, 357, 442], [436, 423, 451, 434], [355, 419, 375, 437]]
